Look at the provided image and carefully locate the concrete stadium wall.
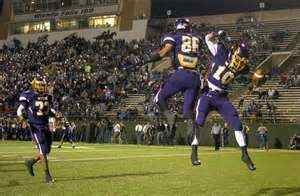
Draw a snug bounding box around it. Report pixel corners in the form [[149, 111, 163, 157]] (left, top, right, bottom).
[[0, 19, 148, 47], [171, 8, 300, 25]]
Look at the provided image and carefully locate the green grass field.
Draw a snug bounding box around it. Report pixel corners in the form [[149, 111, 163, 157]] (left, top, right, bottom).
[[0, 141, 300, 196]]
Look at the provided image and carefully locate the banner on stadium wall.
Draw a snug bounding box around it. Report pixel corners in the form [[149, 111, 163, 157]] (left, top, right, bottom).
[[14, 5, 120, 22], [33, 7, 95, 20]]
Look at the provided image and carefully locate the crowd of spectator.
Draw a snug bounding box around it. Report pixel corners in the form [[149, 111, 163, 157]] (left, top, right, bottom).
[[1, 14, 273, 121], [135, 120, 177, 145], [279, 66, 299, 89], [0, 115, 180, 146], [0, 31, 161, 118], [238, 64, 300, 124], [240, 89, 278, 124]]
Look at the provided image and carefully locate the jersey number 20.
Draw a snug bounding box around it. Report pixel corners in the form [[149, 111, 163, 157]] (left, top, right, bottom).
[[181, 36, 199, 53]]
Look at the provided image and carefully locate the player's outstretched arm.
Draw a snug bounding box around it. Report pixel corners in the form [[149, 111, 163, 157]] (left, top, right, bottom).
[[145, 43, 173, 64]]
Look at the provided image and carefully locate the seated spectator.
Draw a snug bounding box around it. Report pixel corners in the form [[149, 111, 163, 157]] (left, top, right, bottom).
[[238, 96, 245, 109], [258, 88, 268, 100], [268, 88, 279, 99], [280, 72, 288, 85]]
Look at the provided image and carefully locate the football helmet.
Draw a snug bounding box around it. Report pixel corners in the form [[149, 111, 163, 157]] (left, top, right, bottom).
[[31, 76, 47, 94], [228, 43, 249, 74], [175, 18, 191, 31]]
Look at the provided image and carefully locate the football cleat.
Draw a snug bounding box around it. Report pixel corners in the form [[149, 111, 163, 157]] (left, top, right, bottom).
[[45, 173, 55, 184], [191, 145, 201, 166], [241, 154, 256, 171], [24, 160, 35, 176]]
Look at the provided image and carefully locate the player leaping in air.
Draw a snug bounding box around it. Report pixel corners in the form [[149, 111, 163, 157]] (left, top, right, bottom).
[[146, 18, 202, 135], [190, 31, 256, 170], [17, 76, 57, 183]]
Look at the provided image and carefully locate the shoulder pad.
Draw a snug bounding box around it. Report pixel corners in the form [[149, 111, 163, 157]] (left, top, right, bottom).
[[19, 90, 35, 102]]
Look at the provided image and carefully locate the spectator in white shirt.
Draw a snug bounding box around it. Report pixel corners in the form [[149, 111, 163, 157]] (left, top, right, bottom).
[[211, 122, 222, 151], [112, 122, 122, 144], [135, 123, 144, 145]]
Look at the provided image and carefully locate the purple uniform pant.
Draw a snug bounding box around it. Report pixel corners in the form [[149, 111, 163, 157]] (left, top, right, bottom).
[[195, 91, 242, 131], [30, 124, 52, 155], [154, 69, 200, 118], [61, 132, 74, 142]]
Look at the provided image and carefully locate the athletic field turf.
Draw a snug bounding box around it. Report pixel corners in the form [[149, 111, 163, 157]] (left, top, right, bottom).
[[0, 141, 299, 196]]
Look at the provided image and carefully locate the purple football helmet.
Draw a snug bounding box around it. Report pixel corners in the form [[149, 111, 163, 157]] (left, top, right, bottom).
[[175, 18, 191, 31]]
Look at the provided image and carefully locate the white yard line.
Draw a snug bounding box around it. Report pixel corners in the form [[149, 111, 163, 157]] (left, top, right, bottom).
[[0, 144, 298, 156], [0, 151, 239, 164], [0, 149, 298, 164]]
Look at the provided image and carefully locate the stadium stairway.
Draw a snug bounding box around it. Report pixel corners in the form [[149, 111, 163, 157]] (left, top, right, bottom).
[[112, 93, 145, 114], [232, 77, 300, 123], [293, 39, 300, 52], [218, 18, 300, 52], [106, 79, 300, 123]]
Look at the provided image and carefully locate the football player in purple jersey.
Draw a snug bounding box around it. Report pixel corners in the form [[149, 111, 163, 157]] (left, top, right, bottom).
[[191, 31, 256, 170], [57, 121, 76, 149], [146, 18, 202, 137], [17, 76, 57, 183]]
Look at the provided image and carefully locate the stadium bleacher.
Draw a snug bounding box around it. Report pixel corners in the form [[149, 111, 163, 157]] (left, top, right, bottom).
[[233, 77, 300, 123], [218, 18, 300, 52]]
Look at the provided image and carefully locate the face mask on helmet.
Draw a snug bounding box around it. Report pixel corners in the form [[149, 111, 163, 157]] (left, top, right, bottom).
[[31, 77, 48, 94], [228, 43, 249, 73], [175, 18, 191, 31]]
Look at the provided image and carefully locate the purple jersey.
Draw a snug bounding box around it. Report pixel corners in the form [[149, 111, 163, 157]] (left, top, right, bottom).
[[195, 34, 249, 132], [205, 34, 232, 91], [162, 31, 200, 69], [19, 90, 53, 126]]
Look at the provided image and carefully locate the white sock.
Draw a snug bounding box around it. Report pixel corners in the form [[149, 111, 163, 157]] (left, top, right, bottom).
[[191, 135, 199, 145], [234, 131, 246, 147]]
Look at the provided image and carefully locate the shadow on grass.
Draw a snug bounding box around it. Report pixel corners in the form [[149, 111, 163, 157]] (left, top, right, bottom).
[[0, 168, 25, 173], [0, 162, 24, 167], [0, 171, 169, 188], [0, 162, 26, 173], [253, 187, 300, 196], [56, 171, 169, 182]]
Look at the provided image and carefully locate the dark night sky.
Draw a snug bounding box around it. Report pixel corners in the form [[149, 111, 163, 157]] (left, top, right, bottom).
[[0, 0, 3, 14], [151, 0, 300, 18]]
